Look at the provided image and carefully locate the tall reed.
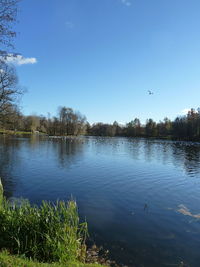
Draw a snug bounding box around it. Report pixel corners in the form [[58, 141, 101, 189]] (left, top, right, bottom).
[[0, 186, 88, 264], [0, 178, 3, 206]]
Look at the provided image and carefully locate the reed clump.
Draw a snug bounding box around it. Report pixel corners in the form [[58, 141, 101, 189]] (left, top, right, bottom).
[[0, 189, 88, 264], [0, 179, 3, 206]]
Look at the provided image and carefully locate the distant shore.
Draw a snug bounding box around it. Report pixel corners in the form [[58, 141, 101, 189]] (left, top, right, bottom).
[[1, 130, 200, 143]]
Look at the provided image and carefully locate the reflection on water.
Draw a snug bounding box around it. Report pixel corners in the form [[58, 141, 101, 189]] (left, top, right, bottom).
[[1, 136, 200, 266], [49, 137, 85, 168], [0, 137, 21, 198], [177, 204, 200, 219]]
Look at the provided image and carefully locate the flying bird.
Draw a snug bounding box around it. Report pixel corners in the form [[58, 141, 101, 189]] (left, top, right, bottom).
[[148, 90, 154, 95]]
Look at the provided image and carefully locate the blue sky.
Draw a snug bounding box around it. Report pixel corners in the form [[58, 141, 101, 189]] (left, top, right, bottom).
[[12, 0, 200, 124]]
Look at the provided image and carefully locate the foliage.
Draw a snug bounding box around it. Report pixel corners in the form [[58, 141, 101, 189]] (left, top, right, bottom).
[[0, 106, 87, 136], [0, 194, 88, 264], [88, 108, 200, 141], [0, 178, 3, 206]]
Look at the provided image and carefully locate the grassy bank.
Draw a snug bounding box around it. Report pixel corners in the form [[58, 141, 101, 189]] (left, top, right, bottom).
[[0, 179, 106, 267], [0, 130, 32, 135], [0, 251, 105, 267]]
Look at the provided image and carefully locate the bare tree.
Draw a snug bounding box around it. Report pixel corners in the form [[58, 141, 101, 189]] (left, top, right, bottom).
[[0, 0, 19, 56], [58, 106, 87, 136], [0, 60, 22, 116], [0, 0, 22, 125]]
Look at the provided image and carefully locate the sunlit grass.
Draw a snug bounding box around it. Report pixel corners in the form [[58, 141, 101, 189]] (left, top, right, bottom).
[[0, 251, 105, 267], [0, 129, 32, 135]]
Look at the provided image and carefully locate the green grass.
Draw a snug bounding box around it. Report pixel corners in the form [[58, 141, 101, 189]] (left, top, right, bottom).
[[0, 179, 3, 207], [0, 251, 105, 267], [0, 129, 32, 135]]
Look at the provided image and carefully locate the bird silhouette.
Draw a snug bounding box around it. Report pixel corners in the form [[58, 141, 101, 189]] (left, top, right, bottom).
[[148, 90, 154, 95]]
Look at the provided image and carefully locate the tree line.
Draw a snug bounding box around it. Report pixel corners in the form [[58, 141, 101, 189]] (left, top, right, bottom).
[[1, 106, 200, 141], [87, 110, 200, 141], [0, 106, 87, 136]]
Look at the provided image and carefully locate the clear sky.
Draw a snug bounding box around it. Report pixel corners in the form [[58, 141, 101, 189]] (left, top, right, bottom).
[[12, 0, 200, 124]]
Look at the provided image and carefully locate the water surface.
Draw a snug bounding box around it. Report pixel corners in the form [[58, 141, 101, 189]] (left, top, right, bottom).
[[1, 136, 200, 267]]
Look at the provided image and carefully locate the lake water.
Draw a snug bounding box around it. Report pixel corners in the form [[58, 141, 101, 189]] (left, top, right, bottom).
[[1, 136, 200, 267]]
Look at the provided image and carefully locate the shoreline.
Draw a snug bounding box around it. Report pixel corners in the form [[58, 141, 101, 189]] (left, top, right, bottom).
[[1, 130, 200, 143]]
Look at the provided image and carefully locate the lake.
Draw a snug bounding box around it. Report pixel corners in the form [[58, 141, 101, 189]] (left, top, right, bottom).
[[1, 136, 200, 267]]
